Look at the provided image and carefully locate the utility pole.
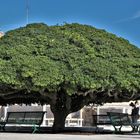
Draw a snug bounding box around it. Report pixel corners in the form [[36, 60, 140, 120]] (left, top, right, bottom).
[[26, 0, 29, 25]]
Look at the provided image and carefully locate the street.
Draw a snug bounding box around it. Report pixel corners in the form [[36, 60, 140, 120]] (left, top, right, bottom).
[[0, 133, 140, 140]]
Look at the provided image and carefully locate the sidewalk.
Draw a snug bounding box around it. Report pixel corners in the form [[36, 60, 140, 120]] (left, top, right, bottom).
[[1, 126, 105, 133], [0, 133, 140, 140]]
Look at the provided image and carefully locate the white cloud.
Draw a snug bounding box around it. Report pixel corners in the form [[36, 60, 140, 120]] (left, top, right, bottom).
[[132, 10, 140, 19], [116, 10, 140, 23]]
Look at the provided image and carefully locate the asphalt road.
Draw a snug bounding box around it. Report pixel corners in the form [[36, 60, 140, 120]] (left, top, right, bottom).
[[0, 133, 140, 140]]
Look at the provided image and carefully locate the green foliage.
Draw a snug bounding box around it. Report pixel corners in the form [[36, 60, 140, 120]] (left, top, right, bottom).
[[0, 23, 140, 96]]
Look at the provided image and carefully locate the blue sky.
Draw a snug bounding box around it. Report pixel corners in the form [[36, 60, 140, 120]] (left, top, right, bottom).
[[0, 0, 140, 47]]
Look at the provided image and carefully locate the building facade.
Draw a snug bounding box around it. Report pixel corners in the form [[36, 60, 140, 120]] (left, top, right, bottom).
[[0, 104, 84, 127], [0, 101, 139, 127]]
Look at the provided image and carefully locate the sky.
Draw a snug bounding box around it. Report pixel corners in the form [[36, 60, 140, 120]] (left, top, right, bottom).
[[0, 0, 140, 48]]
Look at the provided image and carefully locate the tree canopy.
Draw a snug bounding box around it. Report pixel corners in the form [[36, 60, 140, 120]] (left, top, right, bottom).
[[0, 23, 140, 103], [0, 23, 140, 131]]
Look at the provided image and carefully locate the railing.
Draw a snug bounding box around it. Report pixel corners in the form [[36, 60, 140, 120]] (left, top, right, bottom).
[[44, 118, 83, 127]]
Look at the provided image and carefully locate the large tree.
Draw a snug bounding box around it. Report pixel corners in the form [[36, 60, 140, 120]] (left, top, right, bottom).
[[0, 23, 140, 132]]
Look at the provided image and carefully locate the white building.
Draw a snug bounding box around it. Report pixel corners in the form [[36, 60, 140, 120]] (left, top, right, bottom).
[[0, 104, 83, 127], [0, 101, 139, 128]]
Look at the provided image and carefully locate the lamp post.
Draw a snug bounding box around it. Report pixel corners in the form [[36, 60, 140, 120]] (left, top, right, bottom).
[[26, 0, 29, 25]]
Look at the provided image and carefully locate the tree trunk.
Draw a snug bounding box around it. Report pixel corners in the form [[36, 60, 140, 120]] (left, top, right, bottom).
[[52, 110, 68, 133], [48, 90, 88, 133], [49, 90, 71, 133]]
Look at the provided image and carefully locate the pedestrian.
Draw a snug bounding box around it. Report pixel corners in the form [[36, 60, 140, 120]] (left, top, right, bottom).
[[129, 101, 139, 132]]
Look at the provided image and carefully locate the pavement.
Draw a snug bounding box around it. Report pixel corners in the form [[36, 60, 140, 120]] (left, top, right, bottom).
[[0, 133, 140, 140], [1, 126, 105, 133]]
